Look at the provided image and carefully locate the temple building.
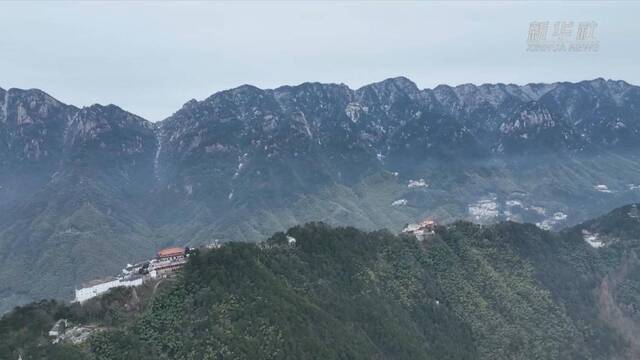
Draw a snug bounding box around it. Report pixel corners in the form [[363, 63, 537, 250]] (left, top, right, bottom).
[[151, 247, 188, 275], [157, 247, 187, 260], [72, 246, 192, 303], [403, 219, 437, 240]]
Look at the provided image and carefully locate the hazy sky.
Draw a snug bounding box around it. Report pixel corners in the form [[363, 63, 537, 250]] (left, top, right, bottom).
[[0, 1, 638, 121]]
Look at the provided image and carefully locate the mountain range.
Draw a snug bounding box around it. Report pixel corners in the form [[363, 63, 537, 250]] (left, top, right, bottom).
[[2, 77, 640, 313]]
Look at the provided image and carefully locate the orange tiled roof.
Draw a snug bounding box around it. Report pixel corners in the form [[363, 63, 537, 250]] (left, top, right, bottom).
[[157, 247, 185, 258]]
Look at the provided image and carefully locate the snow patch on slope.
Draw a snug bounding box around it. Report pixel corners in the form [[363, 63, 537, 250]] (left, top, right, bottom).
[[594, 184, 612, 193], [391, 199, 408, 207], [408, 179, 428, 188]]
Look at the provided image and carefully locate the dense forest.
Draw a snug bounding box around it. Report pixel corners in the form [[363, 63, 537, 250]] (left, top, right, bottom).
[[2, 204, 640, 359]]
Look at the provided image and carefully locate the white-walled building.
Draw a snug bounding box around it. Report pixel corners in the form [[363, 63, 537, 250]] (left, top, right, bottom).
[[72, 246, 189, 303], [73, 275, 144, 303]]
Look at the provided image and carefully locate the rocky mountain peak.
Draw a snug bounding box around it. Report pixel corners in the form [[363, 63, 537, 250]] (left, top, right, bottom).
[[383, 76, 420, 91], [210, 84, 265, 103], [273, 82, 353, 111], [431, 84, 460, 107], [357, 76, 421, 102], [3, 88, 67, 126], [576, 77, 632, 94], [279, 82, 353, 102], [182, 98, 198, 109], [518, 82, 557, 101], [454, 83, 513, 108], [83, 104, 151, 128], [67, 104, 153, 145], [585, 77, 607, 88]]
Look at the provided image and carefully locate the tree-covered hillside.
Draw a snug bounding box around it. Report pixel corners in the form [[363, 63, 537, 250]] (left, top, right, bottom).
[[3, 207, 640, 359]]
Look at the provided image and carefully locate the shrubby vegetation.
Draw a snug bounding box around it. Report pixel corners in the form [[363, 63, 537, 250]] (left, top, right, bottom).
[[3, 211, 640, 359], [0, 281, 164, 360], [0, 300, 88, 359]]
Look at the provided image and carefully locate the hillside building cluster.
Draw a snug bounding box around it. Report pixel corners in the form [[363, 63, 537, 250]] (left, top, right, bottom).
[[73, 246, 190, 303], [403, 219, 437, 240], [48, 318, 99, 345]]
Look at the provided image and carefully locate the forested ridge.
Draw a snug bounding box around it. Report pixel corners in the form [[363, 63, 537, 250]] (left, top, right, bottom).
[[3, 204, 640, 359]]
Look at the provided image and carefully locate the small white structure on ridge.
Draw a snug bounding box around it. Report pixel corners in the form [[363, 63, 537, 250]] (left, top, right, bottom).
[[49, 319, 68, 338]]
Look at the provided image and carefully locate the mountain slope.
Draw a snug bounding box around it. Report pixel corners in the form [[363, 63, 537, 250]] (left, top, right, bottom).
[[4, 206, 640, 359], [0, 91, 161, 313], [153, 77, 640, 246]]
